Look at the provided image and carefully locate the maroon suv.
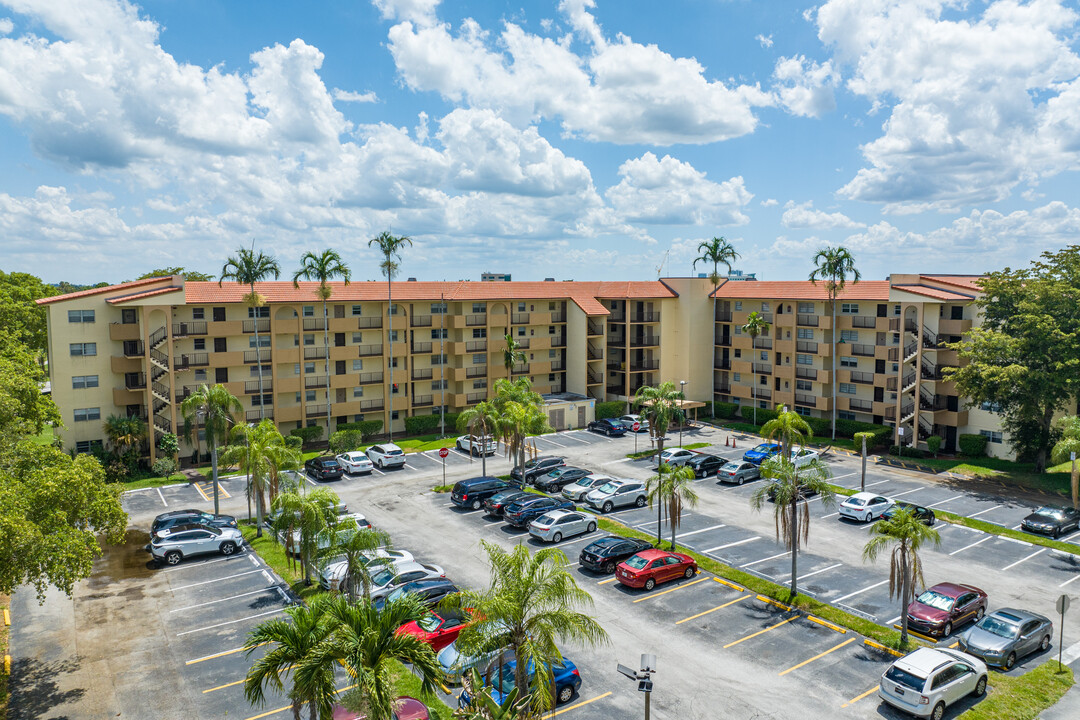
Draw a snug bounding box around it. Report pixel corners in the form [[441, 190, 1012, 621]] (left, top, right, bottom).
[[906, 582, 988, 637]]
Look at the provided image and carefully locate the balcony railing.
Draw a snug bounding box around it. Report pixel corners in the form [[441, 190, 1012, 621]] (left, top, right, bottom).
[[243, 319, 270, 333], [246, 409, 272, 421], [795, 393, 817, 408], [715, 310, 733, 322], [551, 361, 565, 371], [714, 358, 731, 370], [715, 384, 732, 395], [148, 326, 168, 349], [796, 314, 819, 327], [411, 315, 432, 328], [886, 376, 898, 391], [149, 347, 169, 369], [357, 317, 382, 329], [412, 342, 433, 354], [587, 321, 604, 336], [412, 368, 433, 380], [512, 364, 530, 375], [359, 399, 384, 411], [888, 347, 900, 362], [850, 371, 875, 384], [587, 369, 603, 384], [630, 312, 661, 323], [551, 336, 566, 347], [753, 338, 772, 350], [852, 316, 877, 328], [466, 314, 486, 326], [244, 349, 271, 364], [304, 346, 327, 360], [715, 335, 732, 347], [123, 340, 145, 357], [125, 373, 146, 390], [511, 313, 530, 324], [153, 414, 172, 433], [587, 346, 604, 361], [172, 321, 207, 337], [466, 340, 487, 352], [889, 317, 901, 332], [796, 367, 817, 380], [306, 404, 328, 418], [245, 379, 272, 394], [357, 372, 383, 385], [303, 318, 326, 331], [755, 388, 772, 400], [851, 344, 876, 357], [629, 361, 660, 372], [607, 385, 624, 396], [466, 392, 486, 404], [515, 338, 530, 349], [466, 366, 487, 378], [551, 312, 566, 323], [630, 336, 659, 347], [849, 398, 873, 412], [796, 340, 818, 353], [357, 344, 383, 357], [175, 353, 210, 370], [413, 395, 434, 407], [752, 363, 772, 374], [304, 375, 328, 389]]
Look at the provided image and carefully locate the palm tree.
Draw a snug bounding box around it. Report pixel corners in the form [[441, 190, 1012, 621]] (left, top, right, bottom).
[[809, 246, 861, 440], [103, 414, 146, 457], [750, 456, 835, 598], [1050, 416, 1080, 509], [457, 400, 500, 476], [180, 384, 242, 516], [293, 249, 352, 432], [220, 246, 282, 419], [317, 526, 393, 602], [760, 404, 811, 461], [271, 488, 341, 585], [503, 333, 526, 376], [449, 541, 608, 719], [368, 231, 412, 443], [457, 668, 527, 720], [863, 507, 941, 646], [299, 594, 440, 720], [633, 382, 686, 539], [741, 311, 771, 426], [645, 463, 698, 549], [244, 596, 337, 720], [492, 378, 549, 480], [693, 237, 740, 406], [221, 420, 301, 535]]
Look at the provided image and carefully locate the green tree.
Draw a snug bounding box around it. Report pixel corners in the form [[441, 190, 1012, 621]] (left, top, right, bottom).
[[244, 595, 337, 720], [863, 507, 941, 646], [492, 378, 549, 479], [318, 526, 393, 602], [760, 405, 811, 461], [457, 401, 500, 476], [947, 247, 1080, 472], [103, 413, 146, 458], [222, 420, 300, 534], [0, 270, 55, 360], [180, 384, 242, 516], [503, 333, 526, 376], [0, 335, 60, 437], [809, 246, 861, 440], [152, 456, 178, 481], [220, 246, 281, 419], [293, 249, 352, 426], [1050, 415, 1080, 509], [645, 463, 698, 549], [158, 432, 180, 458], [740, 311, 771, 425], [450, 541, 608, 719], [633, 382, 685, 537], [693, 237, 740, 403], [271, 488, 340, 585], [368, 231, 413, 443], [135, 267, 213, 281], [454, 667, 527, 720]]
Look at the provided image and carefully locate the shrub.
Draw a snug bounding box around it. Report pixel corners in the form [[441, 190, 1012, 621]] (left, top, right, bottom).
[[834, 419, 892, 446], [157, 432, 179, 456], [337, 420, 383, 441], [926, 435, 943, 457], [595, 401, 626, 420], [959, 433, 989, 457], [152, 457, 177, 480], [105, 458, 131, 483], [710, 402, 739, 419], [804, 417, 831, 437], [746, 408, 779, 427], [284, 435, 303, 451], [290, 426, 325, 446], [329, 430, 364, 454], [403, 412, 459, 436], [889, 445, 928, 459]]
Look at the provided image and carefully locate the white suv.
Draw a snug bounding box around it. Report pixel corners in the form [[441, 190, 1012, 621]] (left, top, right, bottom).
[[878, 647, 987, 719], [585, 479, 648, 514], [367, 443, 407, 469], [148, 524, 244, 566], [456, 435, 497, 456]]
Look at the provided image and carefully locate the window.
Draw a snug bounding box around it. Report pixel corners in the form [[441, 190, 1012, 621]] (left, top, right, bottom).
[[293, 334, 300, 347], [351, 332, 363, 344], [431, 328, 448, 339], [250, 394, 273, 406], [194, 369, 207, 381], [979, 430, 1004, 444], [761, 302, 770, 312], [192, 307, 204, 320], [549, 349, 556, 358], [67, 309, 95, 323], [759, 400, 767, 409], [472, 303, 486, 313], [293, 363, 301, 375], [248, 306, 269, 318], [121, 308, 137, 324], [389, 357, 398, 368], [733, 373, 741, 382], [798, 302, 814, 314], [305, 390, 317, 402], [548, 374, 556, 382], [795, 406, 811, 417], [352, 305, 363, 316], [73, 407, 101, 422], [431, 302, 447, 314], [431, 355, 445, 365], [472, 353, 485, 365], [840, 356, 858, 368], [734, 349, 741, 358], [70, 342, 96, 356], [353, 387, 364, 398], [518, 302, 526, 312], [841, 303, 859, 314], [951, 305, 964, 320], [302, 306, 315, 317], [759, 351, 768, 361], [838, 410, 857, 421], [893, 304, 901, 316], [840, 330, 859, 343], [389, 330, 399, 342], [304, 362, 316, 374], [193, 338, 205, 350], [249, 335, 270, 348], [295, 392, 302, 403], [432, 379, 447, 390], [796, 354, 812, 365], [352, 360, 364, 371], [215, 367, 228, 383], [473, 379, 485, 389], [251, 364, 271, 376], [517, 327, 525, 337], [797, 328, 814, 340], [72, 375, 99, 389], [391, 411, 400, 420], [214, 337, 227, 352], [734, 301, 742, 311], [980, 401, 1002, 413], [796, 380, 812, 392], [892, 363, 899, 372], [839, 383, 857, 394], [212, 307, 226, 322], [74, 440, 103, 454], [303, 334, 315, 346], [472, 328, 487, 339], [734, 326, 742, 335]]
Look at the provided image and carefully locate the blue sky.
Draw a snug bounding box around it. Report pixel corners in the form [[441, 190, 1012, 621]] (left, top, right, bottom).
[[2, 0, 1080, 284]]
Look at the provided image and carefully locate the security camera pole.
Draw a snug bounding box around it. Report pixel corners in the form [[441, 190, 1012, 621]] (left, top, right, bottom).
[[617, 654, 656, 720]]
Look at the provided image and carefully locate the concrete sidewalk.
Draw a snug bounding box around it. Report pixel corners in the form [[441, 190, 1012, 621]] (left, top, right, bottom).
[[1040, 680, 1080, 719]]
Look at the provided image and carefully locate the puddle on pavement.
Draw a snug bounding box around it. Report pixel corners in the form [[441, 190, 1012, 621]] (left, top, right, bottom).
[[86, 529, 154, 588]]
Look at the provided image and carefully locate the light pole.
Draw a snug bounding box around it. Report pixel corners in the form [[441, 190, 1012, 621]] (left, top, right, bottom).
[[617, 654, 656, 720], [679, 380, 687, 448]]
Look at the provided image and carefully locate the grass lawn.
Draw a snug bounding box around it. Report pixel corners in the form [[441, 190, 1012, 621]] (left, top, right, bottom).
[[239, 522, 324, 602], [891, 455, 1073, 497], [120, 468, 211, 491], [30, 424, 54, 446], [959, 660, 1073, 720]]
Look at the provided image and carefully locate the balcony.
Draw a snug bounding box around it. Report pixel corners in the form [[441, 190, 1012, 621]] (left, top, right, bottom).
[[515, 338, 531, 349], [245, 379, 273, 394], [303, 346, 327, 360], [607, 384, 624, 396], [244, 349, 271, 364], [511, 363, 530, 375], [608, 310, 626, 323], [305, 375, 328, 389], [795, 367, 817, 380], [753, 337, 772, 350], [851, 344, 876, 357], [551, 336, 567, 348], [850, 370, 875, 385], [630, 312, 660, 323], [412, 368, 433, 381], [411, 341, 433, 354], [511, 312, 530, 324], [466, 366, 487, 378], [795, 393, 817, 408], [357, 344, 383, 357], [303, 318, 326, 331], [356, 371, 383, 385], [466, 340, 487, 352], [306, 404, 328, 418], [359, 399, 384, 411], [848, 398, 873, 412], [714, 358, 731, 370], [796, 340, 818, 353], [413, 395, 434, 408], [466, 314, 487, 327], [754, 387, 772, 400], [797, 314, 819, 327], [852, 316, 876, 329], [409, 315, 432, 328], [123, 340, 145, 357], [629, 361, 660, 372], [246, 409, 273, 422], [551, 312, 566, 323], [466, 392, 486, 404], [172, 321, 207, 337], [715, 309, 733, 322], [174, 353, 209, 369], [125, 372, 147, 390], [551, 361, 565, 371], [752, 363, 772, 374], [109, 322, 142, 341], [715, 385, 732, 395], [715, 335, 732, 347], [630, 336, 659, 348], [243, 319, 270, 334], [356, 316, 383, 329]]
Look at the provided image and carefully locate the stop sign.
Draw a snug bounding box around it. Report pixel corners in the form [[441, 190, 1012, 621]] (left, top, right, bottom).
[[438, 447, 449, 458], [632, 422, 641, 432]]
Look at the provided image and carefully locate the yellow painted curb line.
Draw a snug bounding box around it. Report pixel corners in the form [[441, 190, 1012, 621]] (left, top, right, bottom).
[[714, 577, 744, 591], [809, 615, 846, 634], [756, 594, 793, 611], [841, 685, 879, 708], [4, 655, 10, 675], [3, 607, 9, 625], [863, 639, 904, 658], [892, 624, 938, 643]]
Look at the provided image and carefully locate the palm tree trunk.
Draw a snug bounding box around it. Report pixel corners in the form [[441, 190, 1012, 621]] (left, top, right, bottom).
[[255, 474, 265, 535], [790, 496, 799, 598], [655, 438, 665, 543], [711, 292, 717, 411], [211, 442, 220, 516], [900, 549, 910, 647], [481, 428, 487, 476], [387, 281, 394, 444], [831, 291, 837, 440], [323, 297, 331, 437], [253, 283, 266, 422], [670, 499, 677, 551], [292, 698, 302, 720], [308, 697, 316, 720]]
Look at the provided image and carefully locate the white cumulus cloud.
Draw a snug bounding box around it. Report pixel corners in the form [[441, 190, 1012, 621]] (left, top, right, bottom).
[[781, 200, 864, 229], [773, 55, 839, 118]]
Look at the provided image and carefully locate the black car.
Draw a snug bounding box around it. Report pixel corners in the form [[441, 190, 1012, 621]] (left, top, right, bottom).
[[685, 454, 725, 478], [451, 476, 512, 510], [534, 467, 590, 493], [152, 509, 237, 536], [587, 419, 627, 437], [882, 501, 936, 526], [305, 456, 343, 481], [579, 537, 655, 574], [483, 490, 532, 517], [510, 456, 566, 484], [373, 579, 460, 610], [1021, 505, 1080, 538], [504, 496, 575, 528]]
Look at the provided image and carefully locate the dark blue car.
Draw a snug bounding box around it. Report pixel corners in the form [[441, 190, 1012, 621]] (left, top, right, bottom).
[[503, 496, 574, 528], [458, 656, 582, 707], [587, 418, 627, 437], [742, 442, 781, 465]]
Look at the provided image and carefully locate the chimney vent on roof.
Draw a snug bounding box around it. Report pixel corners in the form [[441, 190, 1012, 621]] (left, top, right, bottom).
[[544, 278, 555, 282], [407, 277, 417, 282]]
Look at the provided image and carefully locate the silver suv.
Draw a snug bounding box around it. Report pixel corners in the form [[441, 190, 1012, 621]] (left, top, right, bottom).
[[878, 647, 987, 719], [585, 480, 647, 514], [148, 523, 244, 565]]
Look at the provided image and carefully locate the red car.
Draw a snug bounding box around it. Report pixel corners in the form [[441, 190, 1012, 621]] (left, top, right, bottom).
[[396, 609, 468, 651], [615, 549, 697, 591], [905, 582, 988, 637], [333, 696, 429, 720]]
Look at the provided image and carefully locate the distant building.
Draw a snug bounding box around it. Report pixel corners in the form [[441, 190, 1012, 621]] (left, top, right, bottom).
[[699, 270, 756, 281], [481, 272, 511, 282]]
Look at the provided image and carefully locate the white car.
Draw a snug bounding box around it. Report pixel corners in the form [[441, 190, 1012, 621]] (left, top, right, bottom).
[[585, 480, 648, 514], [283, 512, 371, 558], [619, 414, 649, 432], [839, 492, 894, 523], [319, 548, 415, 591], [761, 448, 821, 472], [367, 443, 407, 469], [456, 434, 497, 456], [561, 473, 614, 502], [367, 561, 447, 600], [528, 510, 597, 543], [659, 448, 694, 466], [336, 451, 374, 475], [148, 524, 244, 565], [878, 647, 987, 719]]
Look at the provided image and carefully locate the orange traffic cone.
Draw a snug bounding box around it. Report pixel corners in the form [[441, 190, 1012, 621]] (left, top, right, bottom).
[[732, 438, 737, 449], [725, 436, 730, 447]]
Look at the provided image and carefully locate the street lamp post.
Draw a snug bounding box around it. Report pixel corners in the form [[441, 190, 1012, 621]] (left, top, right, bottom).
[[617, 654, 656, 720], [679, 380, 687, 448]]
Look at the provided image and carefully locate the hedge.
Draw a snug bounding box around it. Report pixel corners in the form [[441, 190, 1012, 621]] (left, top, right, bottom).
[[595, 401, 626, 420], [284, 436, 303, 451], [290, 426, 324, 445], [337, 420, 383, 441], [926, 436, 943, 456], [959, 433, 988, 457], [403, 412, 459, 436], [329, 430, 364, 454], [710, 401, 739, 419], [889, 445, 929, 459]]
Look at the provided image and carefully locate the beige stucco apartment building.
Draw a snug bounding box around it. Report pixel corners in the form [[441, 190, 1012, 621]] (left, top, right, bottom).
[[38, 273, 1011, 464]]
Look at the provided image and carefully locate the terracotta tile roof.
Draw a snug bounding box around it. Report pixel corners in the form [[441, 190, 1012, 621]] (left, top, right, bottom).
[[106, 286, 184, 304], [709, 280, 891, 300], [186, 280, 675, 315], [919, 275, 984, 292], [35, 276, 178, 305], [892, 284, 975, 301]]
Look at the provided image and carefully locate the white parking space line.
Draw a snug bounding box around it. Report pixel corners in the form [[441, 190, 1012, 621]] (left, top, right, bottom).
[[559, 433, 590, 444], [535, 436, 568, 447], [889, 488, 922, 499], [782, 562, 841, 583], [1001, 536, 1032, 547], [1059, 574, 1080, 588], [886, 615, 901, 625], [1001, 548, 1047, 571], [170, 569, 265, 592], [833, 579, 890, 603], [948, 536, 992, 556], [966, 507, 999, 518], [1060, 641, 1080, 666], [176, 608, 285, 637], [161, 554, 251, 574], [740, 549, 789, 568], [674, 524, 726, 539], [156, 487, 168, 506], [169, 586, 278, 613], [828, 471, 858, 483], [820, 511, 841, 519], [927, 495, 963, 508], [864, 479, 890, 488], [1059, 529, 1080, 543], [551, 534, 600, 548], [633, 513, 694, 529], [703, 537, 760, 553]]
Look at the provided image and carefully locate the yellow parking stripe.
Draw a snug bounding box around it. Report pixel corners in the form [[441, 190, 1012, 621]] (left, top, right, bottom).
[[597, 577, 618, 585], [552, 691, 613, 716], [676, 593, 750, 625], [778, 637, 856, 676], [244, 683, 358, 720], [841, 686, 879, 708], [723, 616, 797, 649], [186, 642, 266, 665], [631, 576, 710, 603], [192, 482, 210, 502], [862, 639, 904, 658], [204, 677, 246, 694], [892, 624, 938, 643]]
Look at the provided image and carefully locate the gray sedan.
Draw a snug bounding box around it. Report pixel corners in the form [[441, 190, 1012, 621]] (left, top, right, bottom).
[[716, 461, 760, 485], [957, 608, 1053, 669], [529, 510, 597, 543]]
